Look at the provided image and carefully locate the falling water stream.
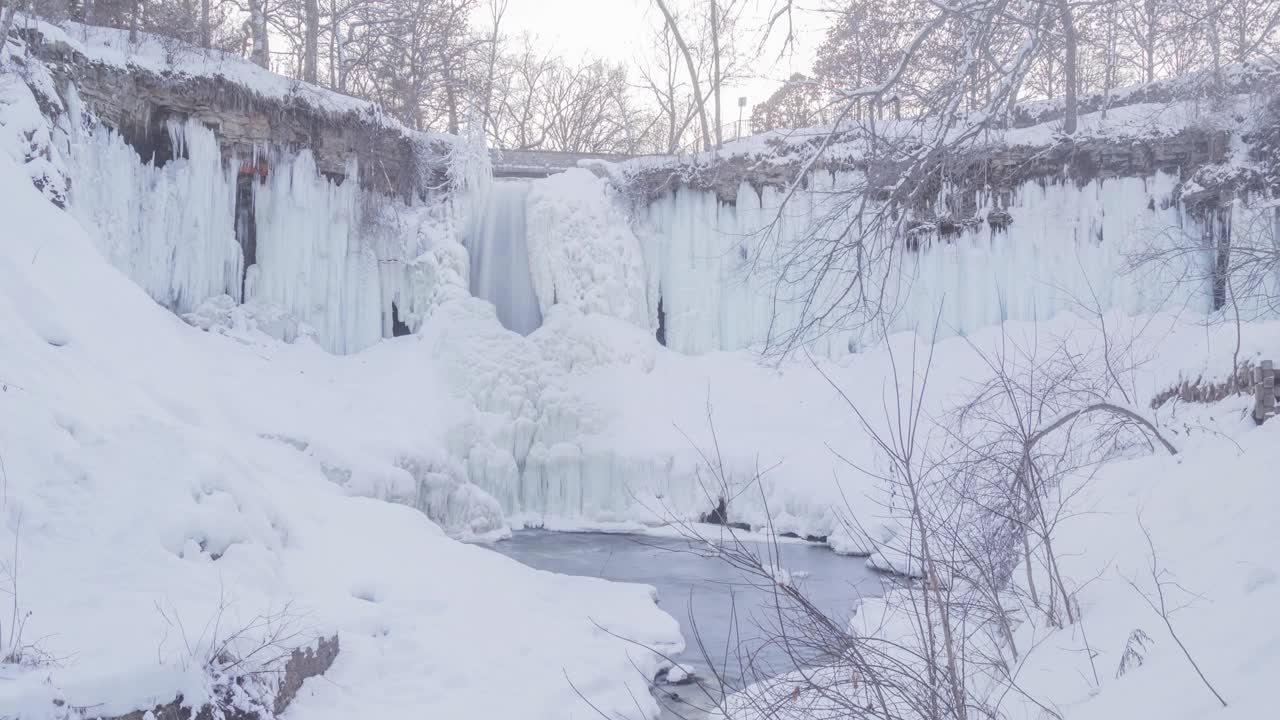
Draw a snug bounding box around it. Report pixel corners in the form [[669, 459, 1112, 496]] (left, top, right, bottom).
[[469, 180, 543, 335]]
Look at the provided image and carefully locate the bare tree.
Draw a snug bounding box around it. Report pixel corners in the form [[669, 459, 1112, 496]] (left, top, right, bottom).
[[1059, 0, 1081, 133], [476, 0, 506, 138], [636, 21, 702, 153], [248, 0, 269, 67], [1125, 519, 1229, 707], [301, 0, 317, 81], [750, 73, 825, 133], [653, 0, 712, 151]]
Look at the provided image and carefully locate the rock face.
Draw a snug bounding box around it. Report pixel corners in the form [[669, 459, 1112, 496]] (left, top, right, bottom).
[[91, 635, 340, 720], [18, 26, 452, 201], [273, 635, 341, 715], [616, 60, 1280, 211], [620, 126, 1240, 208]]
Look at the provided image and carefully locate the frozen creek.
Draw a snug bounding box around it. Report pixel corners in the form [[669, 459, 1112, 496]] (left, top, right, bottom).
[[489, 530, 884, 719]]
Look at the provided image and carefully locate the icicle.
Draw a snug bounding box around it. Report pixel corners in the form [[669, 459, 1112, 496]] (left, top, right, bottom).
[[250, 152, 383, 353], [637, 170, 1214, 356], [66, 116, 241, 314]]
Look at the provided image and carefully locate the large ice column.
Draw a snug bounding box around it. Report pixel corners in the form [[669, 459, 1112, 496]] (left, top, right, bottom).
[[639, 171, 1217, 355], [248, 151, 384, 354], [467, 179, 543, 335], [67, 117, 242, 312]]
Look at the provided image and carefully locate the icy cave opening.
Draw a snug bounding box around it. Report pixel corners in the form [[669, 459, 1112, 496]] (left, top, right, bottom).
[[469, 179, 543, 335]]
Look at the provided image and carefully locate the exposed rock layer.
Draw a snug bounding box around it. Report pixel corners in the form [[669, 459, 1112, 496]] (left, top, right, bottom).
[[18, 27, 451, 200]]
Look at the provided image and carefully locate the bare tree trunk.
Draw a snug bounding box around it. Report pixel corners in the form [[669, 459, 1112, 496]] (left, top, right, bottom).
[[1060, 0, 1079, 134], [440, 46, 460, 135], [1005, 74, 1023, 127], [303, 0, 319, 82], [1144, 0, 1156, 84], [1205, 0, 1224, 91], [200, 0, 210, 47], [129, 0, 140, 43], [654, 0, 712, 152], [481, 0, 507, 139], [331, 8, 342, 90], [1102, 4, 1118, 118], [710, 0, 722, 149], [249, 0, 270, 69]]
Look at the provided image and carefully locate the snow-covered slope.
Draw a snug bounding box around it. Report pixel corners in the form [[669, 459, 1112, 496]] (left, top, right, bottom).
[[724, 392, 1280, 720], [1002, 401, 1280, 720]]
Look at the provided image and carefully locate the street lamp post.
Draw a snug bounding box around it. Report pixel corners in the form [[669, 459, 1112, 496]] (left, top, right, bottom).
[[737, 96, 747, 140]]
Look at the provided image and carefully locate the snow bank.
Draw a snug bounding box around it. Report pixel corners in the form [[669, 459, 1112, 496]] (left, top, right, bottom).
[[722, 356, 1280, 720], [995, 402, 1280, 720]]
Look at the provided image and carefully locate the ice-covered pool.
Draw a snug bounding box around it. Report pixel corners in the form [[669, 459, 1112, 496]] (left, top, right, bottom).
[[489, 529, 883, 718]]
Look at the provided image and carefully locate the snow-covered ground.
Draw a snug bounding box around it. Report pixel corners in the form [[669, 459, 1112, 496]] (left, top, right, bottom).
[[722, 371, 1280, 720], [1002, 398, 1280, 720]]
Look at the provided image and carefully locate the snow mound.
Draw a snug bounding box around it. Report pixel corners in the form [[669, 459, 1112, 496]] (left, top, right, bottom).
[[183, 294, 319, 345]]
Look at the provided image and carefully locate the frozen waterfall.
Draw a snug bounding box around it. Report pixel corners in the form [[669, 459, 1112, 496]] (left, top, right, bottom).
[[469, 180, 543, 335]]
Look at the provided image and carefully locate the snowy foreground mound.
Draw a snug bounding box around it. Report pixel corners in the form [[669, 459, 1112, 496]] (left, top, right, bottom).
[[719, 369, 1280, 720], [0, 123, 683, 717]]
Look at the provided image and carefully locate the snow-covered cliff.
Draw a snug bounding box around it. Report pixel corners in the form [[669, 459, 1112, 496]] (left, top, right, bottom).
[[623, 84, 1280, 355], [15, 19, 471, 354], [6, 15, 1278, 537]]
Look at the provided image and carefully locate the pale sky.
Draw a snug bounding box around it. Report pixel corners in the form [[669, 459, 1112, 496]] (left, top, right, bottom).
[[500, 0, 826, 123]]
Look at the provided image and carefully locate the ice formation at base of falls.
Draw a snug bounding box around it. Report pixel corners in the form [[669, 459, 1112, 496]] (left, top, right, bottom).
[[467, 179, 543, 334]]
